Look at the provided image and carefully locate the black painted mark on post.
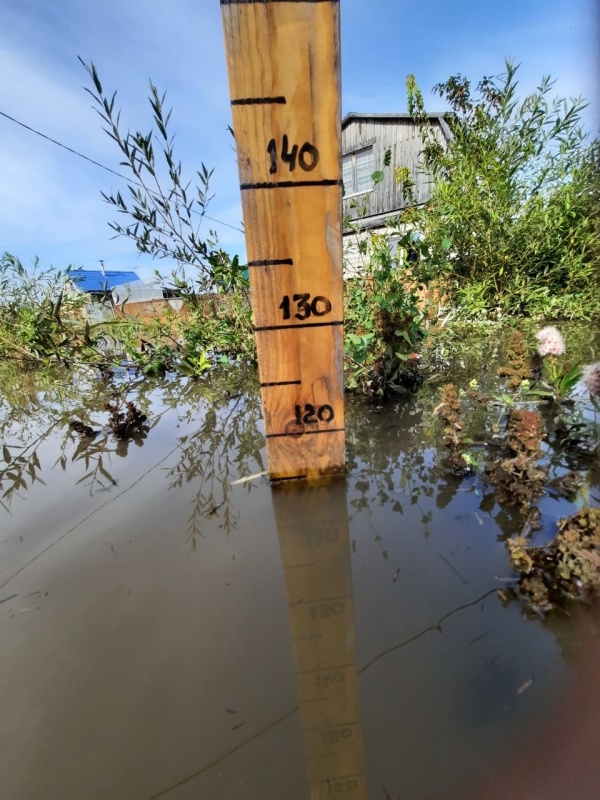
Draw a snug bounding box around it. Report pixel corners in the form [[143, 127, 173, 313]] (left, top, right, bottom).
[[254, 320, 343, 332], [247, 259, 293, 267], [295, 403, 335, 424], [240, 179, 341, 190], [265, 427, 345, 439], [279, 294, 332, 320], [267, 136, 319, 174], [260, 380, 302, 387], [231, 96, 286, 105], [319, 777, 361, 795]]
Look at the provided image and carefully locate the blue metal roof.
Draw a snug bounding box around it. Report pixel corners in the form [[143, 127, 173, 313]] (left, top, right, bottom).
[[69, 269, 141, 293]]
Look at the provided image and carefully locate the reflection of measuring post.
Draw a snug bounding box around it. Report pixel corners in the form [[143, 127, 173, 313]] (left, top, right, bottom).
[[272, 479, 368, 799], [221, 0, 345, 481]]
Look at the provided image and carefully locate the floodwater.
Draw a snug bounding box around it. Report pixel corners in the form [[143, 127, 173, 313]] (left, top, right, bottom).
[[1, 345, 599, 800]]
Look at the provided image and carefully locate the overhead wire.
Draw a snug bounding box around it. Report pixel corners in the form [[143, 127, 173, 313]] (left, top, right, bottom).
[[0, 108, 245, 234]]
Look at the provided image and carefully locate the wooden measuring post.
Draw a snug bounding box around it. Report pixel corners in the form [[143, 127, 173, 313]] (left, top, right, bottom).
[[221, 0, 345, 481]]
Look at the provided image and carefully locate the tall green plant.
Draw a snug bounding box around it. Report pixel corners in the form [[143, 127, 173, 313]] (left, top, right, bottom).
[[80, 58, 255, 362], [0, 253, 85, 365], [406, 60, 599, 319], [343, 225, 437, 395], [80, 59, 228, 284], [342, 151, 440, 395]]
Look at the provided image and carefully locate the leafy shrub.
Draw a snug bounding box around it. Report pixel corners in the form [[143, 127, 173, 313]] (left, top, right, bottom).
[[343, 222, 437, 395], [0, 253, 86, 365], [80, 59, 255, 362], [405, 60, 599, 319]]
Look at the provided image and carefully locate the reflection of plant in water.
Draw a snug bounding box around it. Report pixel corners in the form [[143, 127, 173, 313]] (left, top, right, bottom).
[[346, 396, 443, 545], [63, 434, 119, 495], [1, 440, 47, 510], [0, 367, 155, 505], [0, 360, 266, 545], [526, 334, 600, 462], [582, 363, 600, 398], [0, 365, 96, 508], [164, 373, 264, 547], [62, 380, 157, 494], [346, 328, 597, 604]]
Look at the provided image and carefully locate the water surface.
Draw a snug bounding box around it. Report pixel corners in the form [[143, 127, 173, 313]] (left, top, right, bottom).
[[1, 354, 598, 799]]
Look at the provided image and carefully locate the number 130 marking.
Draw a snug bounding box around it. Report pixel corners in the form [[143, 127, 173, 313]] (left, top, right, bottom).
[[279, 294, 332, 321]]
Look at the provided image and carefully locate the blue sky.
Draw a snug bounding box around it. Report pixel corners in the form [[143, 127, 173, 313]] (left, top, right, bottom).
[[1, 0, 598, 282]]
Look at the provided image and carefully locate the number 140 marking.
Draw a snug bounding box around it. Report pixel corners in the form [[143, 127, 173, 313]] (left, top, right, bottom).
[[267, 135, 319, 174]]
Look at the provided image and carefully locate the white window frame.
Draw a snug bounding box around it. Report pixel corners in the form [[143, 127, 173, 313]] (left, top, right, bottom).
[[342, 146, 374, 197]]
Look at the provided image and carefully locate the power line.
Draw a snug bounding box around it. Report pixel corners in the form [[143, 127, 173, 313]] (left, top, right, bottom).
[[0, 109, 129, 179], [0, 108, 245, 235]]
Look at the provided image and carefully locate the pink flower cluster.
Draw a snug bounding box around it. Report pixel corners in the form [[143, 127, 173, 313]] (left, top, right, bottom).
[[535, 325, 565, 357], [582, 362, 600, 397]]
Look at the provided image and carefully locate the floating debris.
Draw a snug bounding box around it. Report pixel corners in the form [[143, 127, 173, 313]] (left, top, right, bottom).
[[508, 507, 600, 614], [517, 678, 534, 694], [104, 398, 148, 438], [549, 471, 584, 500], [230, 471, 268, 485], [68, 420, 97, 437]]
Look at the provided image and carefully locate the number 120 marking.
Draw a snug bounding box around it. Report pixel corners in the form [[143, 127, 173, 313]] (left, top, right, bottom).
[[295, 404, 335, 425]]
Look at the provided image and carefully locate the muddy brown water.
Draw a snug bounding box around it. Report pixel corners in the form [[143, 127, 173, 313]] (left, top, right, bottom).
[[0, 355, 598, 800]]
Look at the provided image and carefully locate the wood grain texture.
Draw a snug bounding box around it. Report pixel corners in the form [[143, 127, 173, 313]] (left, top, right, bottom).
[[222, 0, 345, 480]]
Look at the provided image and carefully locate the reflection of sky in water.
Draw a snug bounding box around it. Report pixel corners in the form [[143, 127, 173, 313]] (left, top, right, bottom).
[[0, 360, 598, 799]]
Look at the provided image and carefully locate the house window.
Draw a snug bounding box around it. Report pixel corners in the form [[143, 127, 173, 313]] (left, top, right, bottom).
[[342, 146, 374, 196]]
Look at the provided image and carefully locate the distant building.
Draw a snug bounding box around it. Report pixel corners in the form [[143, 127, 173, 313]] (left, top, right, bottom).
[[68, 268, 189, 330], [342, 113, 452, 273], [68, 269, 142, 296], [342, 112, 452, 230]]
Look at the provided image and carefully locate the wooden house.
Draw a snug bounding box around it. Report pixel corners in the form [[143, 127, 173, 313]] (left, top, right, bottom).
[[342, 112, 452, 231], [341, 113, 451, 278]]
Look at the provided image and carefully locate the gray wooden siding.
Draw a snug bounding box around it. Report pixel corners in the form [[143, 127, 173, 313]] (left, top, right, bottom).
[[342, 118, 446, 225]]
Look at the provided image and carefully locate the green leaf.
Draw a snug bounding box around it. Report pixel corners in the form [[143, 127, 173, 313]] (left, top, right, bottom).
[[441, 238, 452, 251], [371, 170, 385, 184], [395, 329, 412, 344]]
